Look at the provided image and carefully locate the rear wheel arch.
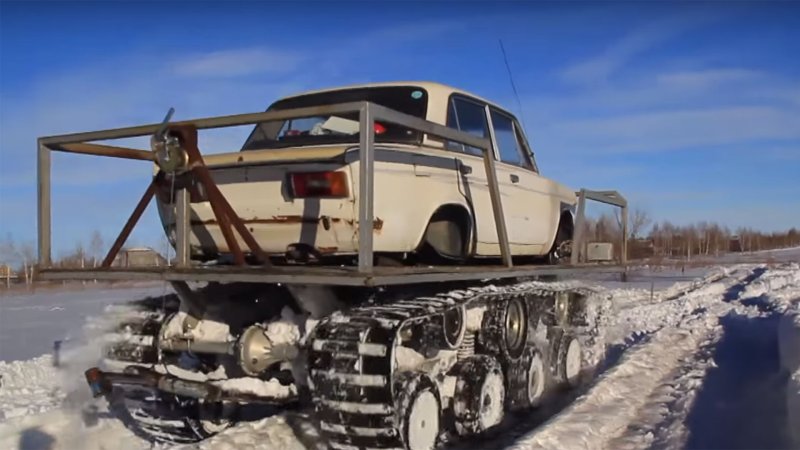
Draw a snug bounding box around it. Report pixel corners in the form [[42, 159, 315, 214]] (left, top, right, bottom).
[[546, 209, 574, 263], [419, 204, 474, 259], [557, 210, 574, 241]]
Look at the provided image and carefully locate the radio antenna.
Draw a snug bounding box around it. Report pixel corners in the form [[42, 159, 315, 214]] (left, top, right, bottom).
[[499, 39, 528, 131]]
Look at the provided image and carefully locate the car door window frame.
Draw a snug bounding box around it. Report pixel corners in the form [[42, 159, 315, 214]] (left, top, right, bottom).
[[445, 94, 491, 157], [444, 93, 539, 174], [513, 120, 540, 174], [487, 106, 538, 172]]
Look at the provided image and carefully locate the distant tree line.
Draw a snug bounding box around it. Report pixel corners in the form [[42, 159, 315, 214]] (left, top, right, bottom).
[[577, 207, 800, 259], [1, 230, 172, 287]]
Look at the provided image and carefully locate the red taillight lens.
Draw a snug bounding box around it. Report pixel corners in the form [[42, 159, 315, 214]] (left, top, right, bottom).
[[290, 171, 349, 198]]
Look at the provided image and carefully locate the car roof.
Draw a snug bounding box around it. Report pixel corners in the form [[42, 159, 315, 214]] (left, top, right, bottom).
[[273, 81, 508, 112]]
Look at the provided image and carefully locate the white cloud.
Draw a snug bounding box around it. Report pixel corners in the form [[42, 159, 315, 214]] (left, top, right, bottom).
[[655, 68, 763, 89], [543, 105, 800, 154], [170, 48, 307, 78], [0, 19, 461, 251], [559, 12, 726, 85]]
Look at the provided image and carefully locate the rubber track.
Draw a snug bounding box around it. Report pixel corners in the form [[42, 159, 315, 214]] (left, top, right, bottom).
[[307, 282, 598, 450], [97, 294, 216, 445]]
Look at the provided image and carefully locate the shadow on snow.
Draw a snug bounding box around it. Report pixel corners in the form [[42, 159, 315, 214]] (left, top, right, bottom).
[[685, 308, 792, 449]]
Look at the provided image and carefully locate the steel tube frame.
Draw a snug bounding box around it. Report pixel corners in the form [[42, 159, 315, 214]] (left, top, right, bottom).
[[37, 141, 51, 267], [570, 189, 628, 265], [174, 189, 190, 267], [40, 264, 631, 287], [357, 103, 376, 272], [54, 143, 155, 161], [36, 101, 530, 274], [483, 104, 513, 267]]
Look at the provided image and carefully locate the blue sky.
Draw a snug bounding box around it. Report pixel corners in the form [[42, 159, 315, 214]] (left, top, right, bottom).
[[1, 1, 798, 259]]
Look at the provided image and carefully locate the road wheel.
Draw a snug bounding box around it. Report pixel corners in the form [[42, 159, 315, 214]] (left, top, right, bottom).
[[396, 373, 441, 450], [442, 305, 467, 350], [551, 330, 583, 388], [506, 347, 547, 411], [480, 297, 528, 362], [451, 355, 505, 436]]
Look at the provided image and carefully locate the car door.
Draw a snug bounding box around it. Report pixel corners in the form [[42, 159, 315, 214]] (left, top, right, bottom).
[[487, 108, 554, 252], [444, 95, 515, 255]]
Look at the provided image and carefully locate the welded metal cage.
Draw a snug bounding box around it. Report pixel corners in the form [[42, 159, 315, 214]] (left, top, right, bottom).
[[36, 101, 628, 286]]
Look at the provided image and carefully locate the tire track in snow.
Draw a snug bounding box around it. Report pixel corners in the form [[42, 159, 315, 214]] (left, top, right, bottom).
[[503, 267, 764, 450]]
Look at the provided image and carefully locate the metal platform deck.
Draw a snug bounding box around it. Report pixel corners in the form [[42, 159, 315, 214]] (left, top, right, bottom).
[[38, 263, 627, 287]]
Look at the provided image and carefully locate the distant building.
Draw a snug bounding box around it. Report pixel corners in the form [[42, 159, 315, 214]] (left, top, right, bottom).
[[112, 247, 168, 267], [729, 236, 743, 252], [629, 238, 655, 259], [0, 264, 18, 280]]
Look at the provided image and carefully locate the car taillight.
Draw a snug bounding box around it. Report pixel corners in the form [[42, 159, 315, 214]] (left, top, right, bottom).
[[290, 171, 349, 198], [374, 122, 386, 135]]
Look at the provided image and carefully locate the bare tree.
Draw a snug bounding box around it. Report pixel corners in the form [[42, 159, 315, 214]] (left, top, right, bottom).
[[90, 231, 104, 267], [18, 242, 35, 285], [615, 207, 652, 240], [0, 234, 14, 288]]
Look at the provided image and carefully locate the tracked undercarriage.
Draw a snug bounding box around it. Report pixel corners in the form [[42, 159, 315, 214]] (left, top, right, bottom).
[[88, 279, 602, 449], [36, 90, 629, 449]]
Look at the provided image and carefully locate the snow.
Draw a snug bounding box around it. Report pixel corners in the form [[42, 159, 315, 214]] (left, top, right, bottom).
[[777, 279, 800, 446], [779, 309, 800, 373], [508, 271, 750, 450], [264, 307, 303, 346], [0, 283, 172, 362], [197, 413, 319, 450], [1, 260, 799, 449], [0, 356, 62, 420]]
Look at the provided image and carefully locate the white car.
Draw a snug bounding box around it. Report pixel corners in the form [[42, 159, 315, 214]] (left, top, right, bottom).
[[156, 81, 577, 265]]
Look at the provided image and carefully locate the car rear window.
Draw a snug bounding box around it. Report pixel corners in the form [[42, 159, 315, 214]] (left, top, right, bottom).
[[241, 86, 428, 151]]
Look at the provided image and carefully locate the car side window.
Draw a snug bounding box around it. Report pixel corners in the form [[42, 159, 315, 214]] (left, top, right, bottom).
[[446, 97, 488, 157], [514, 125, 539, 173], [490, 109, 532, 169]]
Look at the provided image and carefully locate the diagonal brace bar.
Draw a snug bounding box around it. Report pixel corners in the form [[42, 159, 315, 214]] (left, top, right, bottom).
[[102, 181, 157, 267], [168, 125, 269, 266]]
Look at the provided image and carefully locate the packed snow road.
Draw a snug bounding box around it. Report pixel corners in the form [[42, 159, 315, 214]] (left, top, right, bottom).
[[1, 262, 799, 450]]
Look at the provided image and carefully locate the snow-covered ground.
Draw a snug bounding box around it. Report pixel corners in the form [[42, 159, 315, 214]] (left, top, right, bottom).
[[1, 256, 799, 450], [0, 283, 172, 362]]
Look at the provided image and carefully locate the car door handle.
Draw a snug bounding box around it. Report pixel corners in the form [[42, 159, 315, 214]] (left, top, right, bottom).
[[510, 174, 519, 183]]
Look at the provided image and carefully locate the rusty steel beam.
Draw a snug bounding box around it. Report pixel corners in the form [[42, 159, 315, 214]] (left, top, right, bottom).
[[171, 125, 267, 266], [195, 165, 245, 265], [173, 126, 245, 266], [202, 178, 270, 265], [55, 143, 154, 161], [101, 182, 156, 267]]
